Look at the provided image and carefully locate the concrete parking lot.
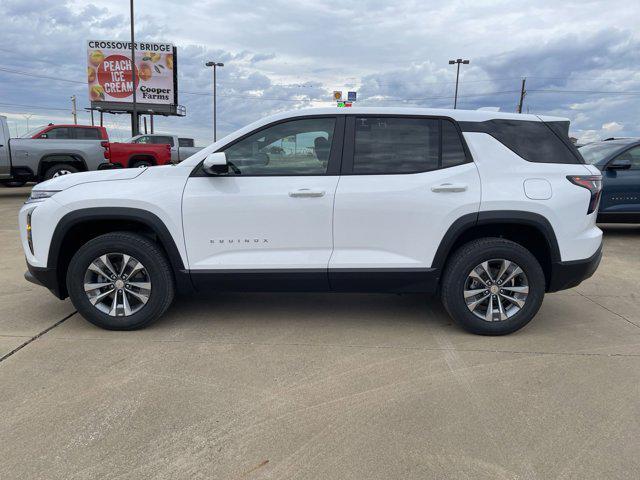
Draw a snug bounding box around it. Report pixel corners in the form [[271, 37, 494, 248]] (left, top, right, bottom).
[[1, 186, 639, 480]]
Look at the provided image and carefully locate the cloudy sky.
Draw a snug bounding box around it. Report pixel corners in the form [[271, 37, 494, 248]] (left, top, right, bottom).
[[1, 0, 639, 144]]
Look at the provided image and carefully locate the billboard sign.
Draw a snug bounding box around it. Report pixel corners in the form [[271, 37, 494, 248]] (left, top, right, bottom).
[[87, 40, 177, 109]]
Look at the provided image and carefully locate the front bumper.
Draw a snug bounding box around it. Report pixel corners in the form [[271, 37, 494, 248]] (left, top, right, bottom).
[[25, 262, 66, 299], [547, 243, 602, 292]]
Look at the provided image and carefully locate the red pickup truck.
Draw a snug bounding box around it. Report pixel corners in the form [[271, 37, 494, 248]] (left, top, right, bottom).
[[25, 124, 172, 170]]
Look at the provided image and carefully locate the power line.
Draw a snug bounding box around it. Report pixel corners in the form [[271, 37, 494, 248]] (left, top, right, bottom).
[[0, 101, 72, 111], [0, 66, 85, 84]]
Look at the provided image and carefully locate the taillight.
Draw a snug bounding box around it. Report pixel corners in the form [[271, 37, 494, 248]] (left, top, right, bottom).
[[101, 141, 110, 159], [567, 175, 602, 215]]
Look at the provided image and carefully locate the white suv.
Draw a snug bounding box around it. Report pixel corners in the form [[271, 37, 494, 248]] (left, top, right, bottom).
[[19, 107, 603, 335]]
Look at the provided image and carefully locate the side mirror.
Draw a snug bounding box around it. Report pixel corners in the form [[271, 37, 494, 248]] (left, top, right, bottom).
[[608, 158, 632, 170], [202, 152, 228, 175]]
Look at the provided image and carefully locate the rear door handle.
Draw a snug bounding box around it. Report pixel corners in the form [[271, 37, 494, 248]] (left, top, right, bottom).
[[431, 183, 467, 193], [289, 188, 326, 198]]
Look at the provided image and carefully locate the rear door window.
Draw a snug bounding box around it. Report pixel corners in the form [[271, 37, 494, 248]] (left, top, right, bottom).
[[179, 138, 194, 147], [152, 136, 174, 146], [353, 117, 439, 174], [441, 120, 467, 168], [75, 128, 101, 140]]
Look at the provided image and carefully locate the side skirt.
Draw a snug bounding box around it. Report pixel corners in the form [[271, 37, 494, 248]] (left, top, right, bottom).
[[189, 268, 440, 294]]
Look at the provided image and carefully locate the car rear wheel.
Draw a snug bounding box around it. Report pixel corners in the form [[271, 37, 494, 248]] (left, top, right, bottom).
[[130, 159, 152, 168], [67, 232, 174, 330], [441, 238, 545, 335]]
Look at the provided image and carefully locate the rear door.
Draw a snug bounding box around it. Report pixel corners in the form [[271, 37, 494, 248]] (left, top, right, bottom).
[[330, 115, 481, 291], [601, 145, 640, 218]]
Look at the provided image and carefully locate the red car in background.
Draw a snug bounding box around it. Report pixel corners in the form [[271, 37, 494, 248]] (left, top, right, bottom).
[[28, 124, 172, 169]]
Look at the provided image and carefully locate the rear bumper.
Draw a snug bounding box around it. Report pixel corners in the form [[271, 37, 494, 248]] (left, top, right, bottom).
[[25, 262, 66, 299], [547, 243, 602, 292]]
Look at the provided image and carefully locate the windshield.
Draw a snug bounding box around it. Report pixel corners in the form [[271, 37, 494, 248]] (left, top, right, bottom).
[[578, 142, 627, 165], [19, 125, 47, 138]]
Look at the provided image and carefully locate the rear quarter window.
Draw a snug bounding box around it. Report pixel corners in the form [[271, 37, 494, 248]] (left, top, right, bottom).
[[460, 119, 583, 164]]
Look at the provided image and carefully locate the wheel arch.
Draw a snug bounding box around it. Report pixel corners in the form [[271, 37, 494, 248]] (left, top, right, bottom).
[[433, 211, 561, 290], [49, 207, 193, 298], [38, 154, 88, 178], [128, 155, 156, 167]]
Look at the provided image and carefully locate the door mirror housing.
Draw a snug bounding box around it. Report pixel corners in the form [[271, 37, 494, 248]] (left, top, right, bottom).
[[608, 158, 632, 170], [203, 152, 229, 175]]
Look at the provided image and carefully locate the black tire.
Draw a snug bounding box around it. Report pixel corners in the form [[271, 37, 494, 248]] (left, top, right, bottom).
[[1, 180, 26, 187], [44, 163, 79, 180], [66, 232, 175, 330], [440, 238, 545, 335], [130, 159, 152, 168]]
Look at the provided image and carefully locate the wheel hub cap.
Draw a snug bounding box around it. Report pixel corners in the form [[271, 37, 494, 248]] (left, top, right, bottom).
[[83, 253, 151, 317], [463, 259, 529, 322]]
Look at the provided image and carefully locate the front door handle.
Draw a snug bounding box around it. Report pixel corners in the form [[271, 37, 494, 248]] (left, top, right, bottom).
[[431, 183, 467, 193], [289, 188, 326, 198]]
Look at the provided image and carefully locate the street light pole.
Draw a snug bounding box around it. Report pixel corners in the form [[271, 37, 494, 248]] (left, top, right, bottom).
[[448, 58, 469, 109], [130, 0, 139, 136], [205, 61, 224, 141]]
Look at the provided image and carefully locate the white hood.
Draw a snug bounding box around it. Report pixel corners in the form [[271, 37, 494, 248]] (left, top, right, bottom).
[[34, 168, 147, 191]]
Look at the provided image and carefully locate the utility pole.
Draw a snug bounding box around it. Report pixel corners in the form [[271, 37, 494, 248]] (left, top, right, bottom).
[[517, 77, 527, 114], [71, 95, 78, 124], [448, 58, 469, 109], [205, 61, 224, 141], [129, 0, 139, 136]]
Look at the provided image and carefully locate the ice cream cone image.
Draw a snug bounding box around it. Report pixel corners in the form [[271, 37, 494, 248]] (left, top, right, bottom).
[[166, 54, 173, 70], [87, 66, 96, 83]]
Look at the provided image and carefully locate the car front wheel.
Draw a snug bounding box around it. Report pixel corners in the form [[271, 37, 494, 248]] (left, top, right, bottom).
[[66, 232, 175, 330], [441, 238, 545, 335]]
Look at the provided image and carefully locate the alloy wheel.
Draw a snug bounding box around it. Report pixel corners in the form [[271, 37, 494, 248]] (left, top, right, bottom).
[[83, 253, 151, 316], [463, 259, 529, 322]]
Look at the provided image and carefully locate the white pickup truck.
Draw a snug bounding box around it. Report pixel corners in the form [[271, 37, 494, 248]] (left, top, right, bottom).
[[127, 133, 203, 163]]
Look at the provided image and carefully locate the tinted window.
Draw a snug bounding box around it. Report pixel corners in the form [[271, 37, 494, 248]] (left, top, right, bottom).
[[43, 127, 71, 139], [578, 142, 627, 165], [179, 138, 194, 147], [134, 136, 151, 144], [442, 120, 467, 168], [152, 135, 174, 146], [615, 146, 640, 169], [354, 117, 439, 174], [461, 120, 581, 164], [223, 118, 335, 175], [75, 128, 101, 140]]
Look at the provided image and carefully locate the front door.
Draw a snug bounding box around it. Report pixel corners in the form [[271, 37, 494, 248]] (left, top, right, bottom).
[[601, 145, 640, 220], [182, 116, 343, 291]]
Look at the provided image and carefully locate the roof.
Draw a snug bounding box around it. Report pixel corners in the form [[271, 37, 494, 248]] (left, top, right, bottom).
[[179, 106, 569, 168], [263, 106, 568, 123]]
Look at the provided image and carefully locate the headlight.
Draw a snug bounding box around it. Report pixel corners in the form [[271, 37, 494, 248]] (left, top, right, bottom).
[[26, 209, 34, 254], [25, 190, 60, 204]]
